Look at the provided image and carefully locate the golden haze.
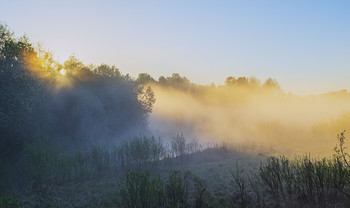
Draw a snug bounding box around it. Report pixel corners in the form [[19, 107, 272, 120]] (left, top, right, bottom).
[[149, 84, 350, 156]]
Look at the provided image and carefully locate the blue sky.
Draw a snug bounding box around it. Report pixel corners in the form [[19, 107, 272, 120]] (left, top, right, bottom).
[[1, 0, 349, 94]]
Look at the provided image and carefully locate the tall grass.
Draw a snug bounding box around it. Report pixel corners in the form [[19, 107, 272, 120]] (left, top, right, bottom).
[[170, 133, 201, 161], [119, 170, 211, 208], [4, 132, 350, 207], [1, 134, 196, 192], [119, 171, 165, 208], [116, 135, 167, 168], [23, 139, 114, 182], [116, 132, 350, 208]]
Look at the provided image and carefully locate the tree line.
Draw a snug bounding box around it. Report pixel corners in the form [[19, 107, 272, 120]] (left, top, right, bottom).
[[0, 23, 156, 161], [0, 22, 282, 160]]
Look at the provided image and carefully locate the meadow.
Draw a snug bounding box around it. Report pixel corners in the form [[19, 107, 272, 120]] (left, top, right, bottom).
[[2, 23, 350, 208], [1, 133, 350, 207]]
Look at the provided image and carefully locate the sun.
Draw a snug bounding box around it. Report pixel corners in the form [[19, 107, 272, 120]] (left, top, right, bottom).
[[60, 68, 66, 75]]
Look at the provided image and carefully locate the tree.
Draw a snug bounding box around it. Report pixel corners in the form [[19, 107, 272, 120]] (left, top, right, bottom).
[[138, 86, 156, 113], [248, 77, 261, 89], [236, 77, 248, 87], [158, 73, 191, 91], [63, 54, 85, 71], [135, 73, 155, 85], [158, 76, 167, 85], [94, 64, 121, 78], [0, 23, 42, 159], [263, 78, 280, 89], [0, 23, 156, 155], [225, 76, 236, 86]]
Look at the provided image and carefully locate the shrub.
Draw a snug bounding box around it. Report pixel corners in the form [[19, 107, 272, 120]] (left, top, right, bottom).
[[165, 170, 190, 208], [230, 167, 252, 208], [90, 145, 110, 173], [0, 193, 20, 208], [119, 171, 164, 208], [193, 176, 215, 208], [119, 170, 193, 208], [170, 133, 201, 160], [116, 135, 166, 168], [171, 133, 187, 159]]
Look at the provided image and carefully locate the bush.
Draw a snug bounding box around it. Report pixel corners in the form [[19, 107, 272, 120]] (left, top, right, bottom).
[[90, 145, 110, 173], [119, 170, 193, 208], [171, 133, 187, 159], [165, 170, 190, 207], [230, 167, 252, 208], [257, 154, 350, 207], [119, 171, 164, 208], [116, 135, 166, 168], [0, 193, 20, 208], [170, 133, 201, 160], [193, 176, 215, 208]]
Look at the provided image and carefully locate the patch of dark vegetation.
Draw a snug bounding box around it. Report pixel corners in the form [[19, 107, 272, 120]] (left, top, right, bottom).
[[0, 23, 156, 160], [0, 132, 349, 207]]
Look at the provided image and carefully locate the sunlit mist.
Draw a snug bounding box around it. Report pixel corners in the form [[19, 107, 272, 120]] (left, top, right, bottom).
[[3, 2, 350, 206], [60, 68, 66, 75], [148, 83, 350, 156]]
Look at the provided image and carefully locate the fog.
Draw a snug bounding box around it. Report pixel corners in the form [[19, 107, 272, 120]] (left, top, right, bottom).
[[2, 46, 153, 155], [149, 84, 350, 156]]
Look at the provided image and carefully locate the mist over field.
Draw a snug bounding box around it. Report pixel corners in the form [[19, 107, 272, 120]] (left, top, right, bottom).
[[148, 81, 350, 155], [2, 0, 350, 207]]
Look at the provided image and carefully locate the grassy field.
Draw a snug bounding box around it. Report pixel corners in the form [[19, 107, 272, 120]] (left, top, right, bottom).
[[1, 134, 350, 207]]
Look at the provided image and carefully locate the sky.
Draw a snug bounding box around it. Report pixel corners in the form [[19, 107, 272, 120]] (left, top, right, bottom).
[[1, 0, 349, 95]]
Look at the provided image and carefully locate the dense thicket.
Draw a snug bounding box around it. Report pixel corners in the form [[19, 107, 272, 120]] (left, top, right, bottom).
[[0, 23, 155, 159]]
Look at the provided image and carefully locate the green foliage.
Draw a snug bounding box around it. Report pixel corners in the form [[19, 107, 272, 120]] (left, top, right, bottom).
[[90, 145, 111, 173], [4, 22, 350, 207], [119, 171, 165, 208], [1, 23, 156, 163], [0, 175, 20, 208], [0, 23, 41, 156], [334, 131, 350, 167], [171, 133, 187, 159], [0, 194, 20, 208], [263, 78, 279, 89], [225, 76, 249, 87], [116, 135, 167, 168], [170, 133, 201, 160], [258, 155, 350, 207], [193, 176, 214, 208], [136, 73, 156, 85], [165, 170, 190, 208], [94, 64, 121, 78], [63, 54, 85, 71], [230, 167, 252, 208], [24, 138, 66, 179], [158, 73, 192, 91], [225, 76, 263, 89], [22, 138, 115, 184], [138, 86, 156, 113], [119, 170, 192, 208], [4, 132, 350, 207]]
